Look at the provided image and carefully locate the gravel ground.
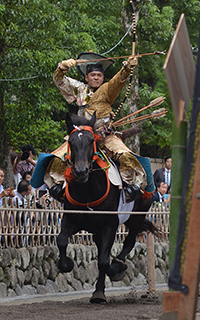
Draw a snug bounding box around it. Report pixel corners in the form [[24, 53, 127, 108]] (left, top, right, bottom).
[[0, 286, 199, 320], [0, 286, 164, 320]]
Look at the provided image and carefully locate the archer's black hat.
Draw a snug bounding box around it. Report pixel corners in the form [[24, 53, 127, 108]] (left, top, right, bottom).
[[76, 52, 114, 77], [86, 63, 104, 75]]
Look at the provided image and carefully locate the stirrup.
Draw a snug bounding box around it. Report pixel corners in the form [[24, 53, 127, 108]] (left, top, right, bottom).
[[124, 182, 142, 203]]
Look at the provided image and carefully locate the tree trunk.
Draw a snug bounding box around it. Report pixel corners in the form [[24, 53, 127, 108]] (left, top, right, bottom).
[[121, 0, 140, 154], [0, 90, 11, 188]]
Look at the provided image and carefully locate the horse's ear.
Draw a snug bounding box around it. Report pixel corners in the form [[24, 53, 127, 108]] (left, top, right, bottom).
[[65, 112, 74, 134], [89, 111, 96, 128]]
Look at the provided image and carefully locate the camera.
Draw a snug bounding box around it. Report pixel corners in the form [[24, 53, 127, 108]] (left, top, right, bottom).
[[21, 151, 30, 161], [45, 197, 53, 206], [39, 189, 48, 198]]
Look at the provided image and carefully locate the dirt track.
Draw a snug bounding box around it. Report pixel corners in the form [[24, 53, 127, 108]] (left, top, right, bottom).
[[0, 288, 164, 320], [0, 287, 200, 320]]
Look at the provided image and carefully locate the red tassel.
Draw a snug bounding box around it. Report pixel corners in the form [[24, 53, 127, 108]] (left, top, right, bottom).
[[64, 167, 75, 183], [94, 133, 102, 142], [142, 190, 154, 201], [65, 153, 71, 161]]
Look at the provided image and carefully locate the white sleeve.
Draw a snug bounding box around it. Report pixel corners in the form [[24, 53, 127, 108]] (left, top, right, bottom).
[[53, 76, 87, 106]]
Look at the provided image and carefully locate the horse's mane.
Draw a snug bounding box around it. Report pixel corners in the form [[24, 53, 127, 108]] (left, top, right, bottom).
[[71, 115, 94, 126]]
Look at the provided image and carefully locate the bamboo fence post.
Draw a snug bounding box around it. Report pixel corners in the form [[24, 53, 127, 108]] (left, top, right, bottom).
[[147, 232, 155, 292]]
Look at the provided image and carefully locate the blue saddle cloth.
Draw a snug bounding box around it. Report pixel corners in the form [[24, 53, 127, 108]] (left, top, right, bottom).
[[133, 154, 155, 193], [31, 152, 155, 193], [31, 153, 55, 188]]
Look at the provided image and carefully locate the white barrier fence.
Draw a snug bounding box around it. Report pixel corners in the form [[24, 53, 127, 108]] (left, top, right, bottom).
[[0, 197, 170, 248]]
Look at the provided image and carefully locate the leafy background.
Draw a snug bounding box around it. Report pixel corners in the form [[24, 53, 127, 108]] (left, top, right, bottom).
[[0, 0, 199, 168]]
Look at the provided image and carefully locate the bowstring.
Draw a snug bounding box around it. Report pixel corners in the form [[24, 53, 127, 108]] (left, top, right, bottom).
[[110, 0, 137, 125]]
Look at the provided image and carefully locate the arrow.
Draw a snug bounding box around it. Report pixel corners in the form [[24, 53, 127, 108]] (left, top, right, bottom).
[[76, 51, 165, 65]]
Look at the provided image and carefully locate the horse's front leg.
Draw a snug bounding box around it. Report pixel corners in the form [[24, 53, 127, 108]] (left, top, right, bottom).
[[57, 214, 74, 273], [90, 223, 117, 303]]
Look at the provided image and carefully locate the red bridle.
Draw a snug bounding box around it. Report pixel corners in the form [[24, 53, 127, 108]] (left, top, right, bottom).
[[67, 125, 99, 154], [64, 125, 110, 207]]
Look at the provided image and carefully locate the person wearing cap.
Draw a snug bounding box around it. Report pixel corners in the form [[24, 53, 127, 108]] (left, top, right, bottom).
[[49, 53, 154, 202]]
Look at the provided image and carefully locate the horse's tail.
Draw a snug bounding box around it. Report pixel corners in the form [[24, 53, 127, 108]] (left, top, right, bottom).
[[139, 218, 162, 237]]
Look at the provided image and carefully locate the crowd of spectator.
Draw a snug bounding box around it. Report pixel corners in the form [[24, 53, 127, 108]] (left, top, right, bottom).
[[1, 146, 172, 209], [0, 144, 51, 208], [152, 155, 172, 206], [0, 144, 58, 246], [0, 147, 171, 247]]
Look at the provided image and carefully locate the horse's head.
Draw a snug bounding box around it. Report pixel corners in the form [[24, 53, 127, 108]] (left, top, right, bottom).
[[65, 112, 97, 183]]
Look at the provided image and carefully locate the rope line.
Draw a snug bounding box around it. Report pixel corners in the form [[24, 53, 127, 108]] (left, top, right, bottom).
[[0, 75, 39, 82]]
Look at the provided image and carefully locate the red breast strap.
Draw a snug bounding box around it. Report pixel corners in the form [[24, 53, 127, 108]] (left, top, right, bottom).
[[65, 156, 110, 207]]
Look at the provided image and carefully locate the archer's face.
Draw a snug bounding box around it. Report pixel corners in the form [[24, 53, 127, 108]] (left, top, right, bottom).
[[85, 72, 104, 90]]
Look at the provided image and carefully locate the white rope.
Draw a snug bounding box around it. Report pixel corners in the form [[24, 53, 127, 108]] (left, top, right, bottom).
[[0, 75, 39, 82]]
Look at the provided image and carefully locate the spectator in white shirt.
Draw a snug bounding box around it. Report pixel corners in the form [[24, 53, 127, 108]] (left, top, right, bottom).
[[0, 168, 15, 206], [12, 179, 32, 206]]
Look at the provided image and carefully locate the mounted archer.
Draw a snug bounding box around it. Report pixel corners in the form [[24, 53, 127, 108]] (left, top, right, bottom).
[[52, 51, 155, 202]]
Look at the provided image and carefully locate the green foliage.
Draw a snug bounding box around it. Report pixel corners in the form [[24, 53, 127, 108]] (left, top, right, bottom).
[[0, 0, 122, 153], [130, 0, 198, 152], [121, 1, 174, 152], [138, 83, 173, 148], [137, 2, 174, 88], [169, 0, 200, 49], [0, 0, 199, 159]]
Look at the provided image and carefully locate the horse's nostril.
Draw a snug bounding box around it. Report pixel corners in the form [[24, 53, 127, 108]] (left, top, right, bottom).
[[74, 167, 88, 175], [73, 166, 89, 182]]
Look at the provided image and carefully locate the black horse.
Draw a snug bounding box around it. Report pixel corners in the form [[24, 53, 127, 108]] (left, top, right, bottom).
[[56, 112, 157, 303]]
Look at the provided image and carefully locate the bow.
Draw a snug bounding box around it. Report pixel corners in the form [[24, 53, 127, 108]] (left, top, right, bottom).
[[129, 0, 136, 57], [111, 0, 137, 122]]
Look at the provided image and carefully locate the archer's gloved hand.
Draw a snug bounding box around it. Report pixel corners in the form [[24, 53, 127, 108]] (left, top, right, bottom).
[[127, 56, 138, 68], [59, 59, 76, 71]]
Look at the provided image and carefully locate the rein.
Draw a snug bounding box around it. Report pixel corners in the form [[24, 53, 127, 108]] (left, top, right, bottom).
[[64, 125, 111, 207]]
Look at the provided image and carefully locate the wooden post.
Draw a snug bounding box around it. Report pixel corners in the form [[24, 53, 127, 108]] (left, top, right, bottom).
[[163, 292, 180, 314], [147, 232, 155, 292], [178, 129, 200, 320], [170, 119, 187, 269], [163, 13, 194, 270], [160, 14, 196, 319]]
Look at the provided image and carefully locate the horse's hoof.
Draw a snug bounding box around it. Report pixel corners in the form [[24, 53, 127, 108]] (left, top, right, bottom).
[[57, 257, 74, 273], [90, 290, 107, 304], [111, 258, 127, 272], [110, 271, 126, 281], [108, 258, 127, 280]]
